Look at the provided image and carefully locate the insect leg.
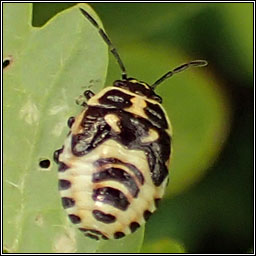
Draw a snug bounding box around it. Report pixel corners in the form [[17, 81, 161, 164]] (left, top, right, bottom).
[[75, 90, 95, 107], [84, 90, 95, 100], [75, 96, 88, 107]]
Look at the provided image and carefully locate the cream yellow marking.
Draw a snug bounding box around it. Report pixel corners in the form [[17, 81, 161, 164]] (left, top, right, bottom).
[[128, 79, 138, 83], [87, 86, 162, 106], [95, 163, 141, 187], [94, 180, 132, 201], [104, 114, 121, 133], [141, 128, 159, 143], [124, 97, 147, 118], [128, 79, 149, 89], [154, 176, 169, 198], [71, 109, 86, 134]]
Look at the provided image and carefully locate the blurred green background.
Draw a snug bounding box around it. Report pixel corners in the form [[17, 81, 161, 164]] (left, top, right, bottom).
[[6, 3, 253, 253]]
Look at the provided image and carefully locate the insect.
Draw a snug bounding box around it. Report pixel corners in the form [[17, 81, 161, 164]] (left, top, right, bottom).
[[53, 7, 207, 240]]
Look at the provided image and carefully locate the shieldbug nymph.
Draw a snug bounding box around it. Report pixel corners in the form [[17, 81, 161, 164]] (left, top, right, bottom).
[[53, 7, 207, 240]]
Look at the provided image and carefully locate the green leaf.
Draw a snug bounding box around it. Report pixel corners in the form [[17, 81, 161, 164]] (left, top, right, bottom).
[[90, 3, 209, 43], [220, 3, 253, 86], [4, 3, 145, 253], [3, 3, 112, 253], [94, 226, 145, 253], [162, 62, 230, 197]]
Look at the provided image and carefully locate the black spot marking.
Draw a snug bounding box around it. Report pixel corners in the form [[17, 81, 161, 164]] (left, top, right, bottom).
[[143, 210, 152, 221], [58, 162, 69, 172], [92, 209, 116, 223], [85, 233, 99, 240], [114, 231, 125, 239], [58, 179, 71, 190], [93, 168, 139, 197], [98, 89, 133, 109], [80, 229, 102, 236], [39, 159, 50, 169], [68, 214, 81, 224], [144, 102, 168, 129], [53, 147, 63, 164], [61, 197, 75, 209], [67, 116, 75, 128], [92, 187, 130, 211], [130, 222, 140, 233], [79, 228, 107, 240], [94, 158, 144, 185]]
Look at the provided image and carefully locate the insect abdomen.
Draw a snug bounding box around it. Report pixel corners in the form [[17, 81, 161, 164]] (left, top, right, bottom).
[[57, 137, 165, 239], [55, 86, 171, 240]]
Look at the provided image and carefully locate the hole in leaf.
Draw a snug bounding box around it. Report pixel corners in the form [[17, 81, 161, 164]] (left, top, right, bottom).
[[3, 56, 13, 70], [39, 159, 51, 169]]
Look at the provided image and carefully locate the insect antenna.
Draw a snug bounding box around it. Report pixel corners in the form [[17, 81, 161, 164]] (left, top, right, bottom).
[[151, 60, 208, 90], [79, 8, 128, 80]]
